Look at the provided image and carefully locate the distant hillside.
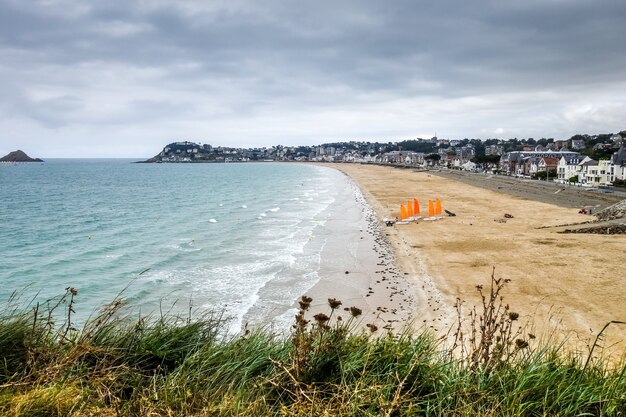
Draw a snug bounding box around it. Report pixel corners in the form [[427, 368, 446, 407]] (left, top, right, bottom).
[[142, 141, 217, 163], [0, 150, 43, 162]]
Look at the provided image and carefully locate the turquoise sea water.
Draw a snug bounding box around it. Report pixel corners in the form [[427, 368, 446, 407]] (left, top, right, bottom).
[[0, 160, 352, 331]]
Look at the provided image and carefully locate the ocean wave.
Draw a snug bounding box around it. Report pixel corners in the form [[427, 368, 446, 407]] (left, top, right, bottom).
[[165, 243, 202, 253], [0, 161, 355, 334]]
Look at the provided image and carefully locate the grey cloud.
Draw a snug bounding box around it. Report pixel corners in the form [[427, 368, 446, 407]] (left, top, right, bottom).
[[5, 1, 624, 90], [0, 0, 625, 156]]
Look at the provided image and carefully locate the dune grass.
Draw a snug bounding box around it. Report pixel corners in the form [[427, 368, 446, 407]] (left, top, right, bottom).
[[0, 274, 624, 416]]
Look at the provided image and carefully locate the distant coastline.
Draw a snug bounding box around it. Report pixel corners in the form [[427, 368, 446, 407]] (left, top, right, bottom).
[[139, 135, 626, 193]]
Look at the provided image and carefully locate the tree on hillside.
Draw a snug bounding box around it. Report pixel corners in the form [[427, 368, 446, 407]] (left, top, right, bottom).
[[397, 140, 436, 153], [537, 138, 554, 147], [583, 147, 614, 160], [473, 155, 501, 164], [473, 141, 486, 156]]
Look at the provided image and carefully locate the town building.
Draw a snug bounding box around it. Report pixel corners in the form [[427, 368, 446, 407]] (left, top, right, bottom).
[[538, 157, 560, 178], [485, 145, 504, 156], [556, 154, 585, 183], [570, 139, 585, 150], [579, 159, 612, 187], [500, 151, 579, 176], [610, 146, 626, 181]]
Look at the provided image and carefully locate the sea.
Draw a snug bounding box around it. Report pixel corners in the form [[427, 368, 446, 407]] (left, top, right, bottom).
[[0, 160, 364, 332]]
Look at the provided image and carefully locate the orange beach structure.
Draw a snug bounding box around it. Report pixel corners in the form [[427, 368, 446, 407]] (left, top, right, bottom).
[[399, 197, 443, 221]]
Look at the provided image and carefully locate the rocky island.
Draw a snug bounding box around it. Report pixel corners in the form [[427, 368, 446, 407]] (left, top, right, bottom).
[[0, 150, 43, 162]]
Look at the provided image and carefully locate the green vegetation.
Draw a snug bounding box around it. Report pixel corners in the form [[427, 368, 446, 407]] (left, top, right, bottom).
[[582, 147, 615, 161], [613, 179, 626, 188], [532, 170, 557, 180], [0, 275, 625, 416], [425, 153, 441, 162], [396, 139, 437, 154], [472, 154, 501, 164]]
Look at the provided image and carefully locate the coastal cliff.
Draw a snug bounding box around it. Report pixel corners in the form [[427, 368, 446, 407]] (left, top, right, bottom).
[[0, 150, 43, 162]]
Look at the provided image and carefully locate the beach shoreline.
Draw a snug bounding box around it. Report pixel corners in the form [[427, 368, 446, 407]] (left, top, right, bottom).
[[327, 163, 626, 353], [298, 169, 418, 332], [239, 165, 418, 335]]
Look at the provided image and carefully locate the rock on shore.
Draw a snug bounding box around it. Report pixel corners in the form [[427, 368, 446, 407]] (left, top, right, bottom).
[[594, 199, 626, 221], [0, 150, 43, 162]]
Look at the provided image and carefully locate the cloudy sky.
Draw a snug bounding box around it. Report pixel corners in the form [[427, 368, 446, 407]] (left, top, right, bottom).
[[1, 0, 625, 157]]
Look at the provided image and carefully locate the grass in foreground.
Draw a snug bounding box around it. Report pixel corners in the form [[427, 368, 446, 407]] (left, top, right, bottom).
[[0, 273, 625, 416]]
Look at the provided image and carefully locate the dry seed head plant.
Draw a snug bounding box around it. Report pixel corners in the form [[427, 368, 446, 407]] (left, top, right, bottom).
[[450, 267, 530, 371], [1, 273, 625, 416]]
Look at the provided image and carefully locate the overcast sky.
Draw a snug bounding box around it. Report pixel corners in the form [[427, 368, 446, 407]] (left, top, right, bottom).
[[1, 0, 625, 157]]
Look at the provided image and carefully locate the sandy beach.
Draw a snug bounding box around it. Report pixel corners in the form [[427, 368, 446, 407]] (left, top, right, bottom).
[[326, 163, 626, 353]]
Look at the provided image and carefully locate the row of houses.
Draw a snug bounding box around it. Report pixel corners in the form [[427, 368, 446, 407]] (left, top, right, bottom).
[[500, 151, 579, 178], [557, 147, 626, 186], [498, 148, 626, 186]]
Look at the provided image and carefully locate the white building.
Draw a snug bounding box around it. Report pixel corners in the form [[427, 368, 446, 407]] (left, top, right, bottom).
[[556, 154, 585, 183], [450, 155, 463, 169], [610, 134, 624, 146], [579, 159, 611, 187], [461, 160, 477, 171], [571, 139, 585, 150], [485, 145, 504, 156], [404, 152, 426, 165]]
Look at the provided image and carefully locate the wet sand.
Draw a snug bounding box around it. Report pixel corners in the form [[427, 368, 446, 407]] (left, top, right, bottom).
[[330, 163, 626, 353], [302, 174, 417, 332]]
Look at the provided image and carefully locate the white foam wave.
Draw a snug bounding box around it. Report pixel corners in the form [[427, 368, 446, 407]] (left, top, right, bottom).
[[269, 207, 280, 212], [209, 218, 217, 223], [165, 243, 201, 252]]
